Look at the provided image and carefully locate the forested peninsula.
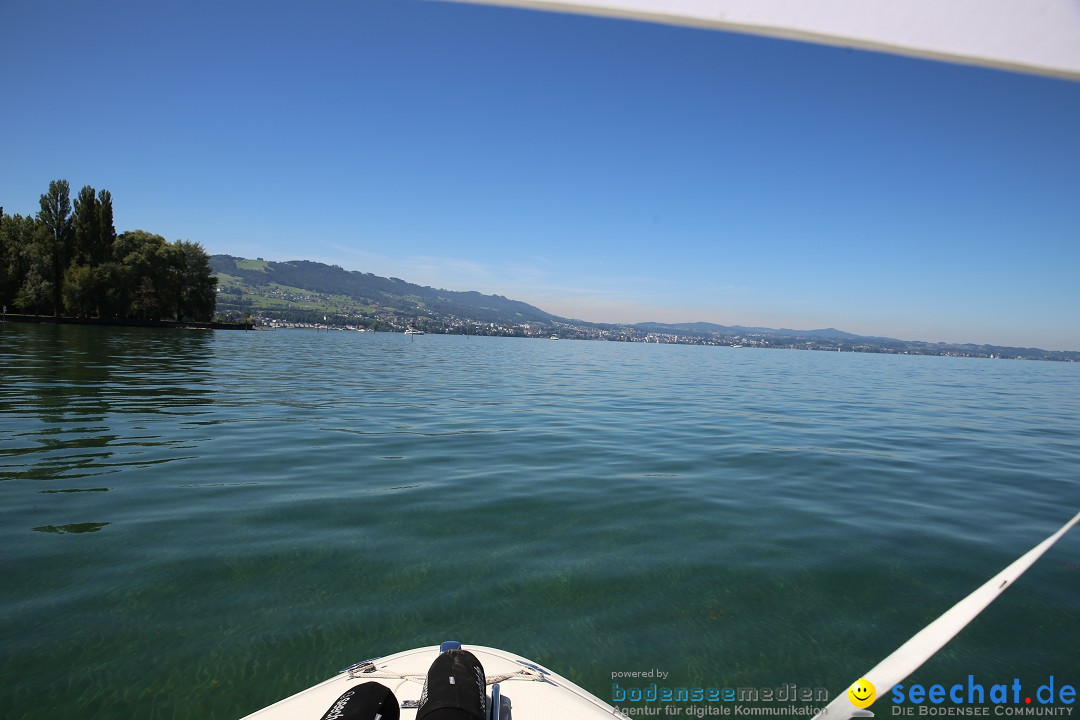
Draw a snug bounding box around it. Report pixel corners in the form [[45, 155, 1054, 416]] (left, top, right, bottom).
[[0, 180, 217, 323]]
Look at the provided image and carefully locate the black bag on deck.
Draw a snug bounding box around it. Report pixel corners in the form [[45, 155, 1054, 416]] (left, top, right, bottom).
[[319, 681, 400, 720], [416, 649, 487, 720]]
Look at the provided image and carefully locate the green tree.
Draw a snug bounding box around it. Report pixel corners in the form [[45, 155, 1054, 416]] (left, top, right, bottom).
[[112, 230, 173, 320], [135, 276, 158, 320], [14, 242, 53, 314], [72, 185, 101, 266], [67, 185, 103, 317], [66, 186, 119, 317], [169, 240, 217, 321], [62, 263, 97, 317], [0, 209, 6, 306], [0, 212, 39, 309], [7, 186, 216, 323], [96, 261, 127, 319], [96, 189, 116, 265], [37, 179, 74, 316]]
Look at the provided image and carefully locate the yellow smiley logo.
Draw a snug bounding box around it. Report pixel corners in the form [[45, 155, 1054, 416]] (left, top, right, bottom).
[[848, 678, 876, 708]]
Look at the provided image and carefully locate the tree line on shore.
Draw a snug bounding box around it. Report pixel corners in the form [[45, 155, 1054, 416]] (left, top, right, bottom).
[[0, 179, 216, 322]]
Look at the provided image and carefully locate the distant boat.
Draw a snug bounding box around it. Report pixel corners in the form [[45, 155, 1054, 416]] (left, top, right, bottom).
[[405, 327, 424, 335], [550, 335, 559, 340]]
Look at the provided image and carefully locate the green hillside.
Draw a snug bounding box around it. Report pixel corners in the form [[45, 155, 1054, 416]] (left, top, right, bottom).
[[209, 255, 1080, 360], [210, 255, 560, 329]]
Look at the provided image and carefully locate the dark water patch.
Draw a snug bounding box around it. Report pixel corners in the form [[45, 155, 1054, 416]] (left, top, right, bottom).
[[32, 522, 110, 534]]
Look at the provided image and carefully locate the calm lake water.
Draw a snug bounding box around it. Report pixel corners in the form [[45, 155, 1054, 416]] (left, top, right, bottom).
[[1, 324, 1078, 719]]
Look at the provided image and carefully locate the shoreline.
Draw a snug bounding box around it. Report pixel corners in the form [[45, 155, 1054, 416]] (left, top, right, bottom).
[[0, 313, 252, 331]]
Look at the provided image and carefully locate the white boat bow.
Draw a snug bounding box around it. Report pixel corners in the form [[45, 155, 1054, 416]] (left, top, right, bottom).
[[241, 642, 619, 719]]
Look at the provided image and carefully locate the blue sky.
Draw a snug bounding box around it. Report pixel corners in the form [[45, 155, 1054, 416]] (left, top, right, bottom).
[[3, 0, 1078, 350]]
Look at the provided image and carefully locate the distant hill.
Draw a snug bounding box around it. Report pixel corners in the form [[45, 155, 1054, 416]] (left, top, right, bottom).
[[210, 255, 560, 326], [209, 254, 1078, 360], [632, 322, 873, 342]]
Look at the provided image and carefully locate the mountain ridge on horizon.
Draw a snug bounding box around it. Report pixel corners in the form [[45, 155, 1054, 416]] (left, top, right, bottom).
[[210, 254, 1075, 358]]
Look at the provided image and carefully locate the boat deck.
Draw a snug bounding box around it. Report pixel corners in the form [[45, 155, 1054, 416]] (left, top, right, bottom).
[[241, 643, 620, 719]]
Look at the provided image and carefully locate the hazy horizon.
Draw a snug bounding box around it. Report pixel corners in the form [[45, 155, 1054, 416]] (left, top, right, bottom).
[[3, 0, 1078, 350], [215, 251, 1076, 352]]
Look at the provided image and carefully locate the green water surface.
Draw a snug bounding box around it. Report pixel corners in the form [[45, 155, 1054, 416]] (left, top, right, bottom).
[[1, 324, 1077, 719]]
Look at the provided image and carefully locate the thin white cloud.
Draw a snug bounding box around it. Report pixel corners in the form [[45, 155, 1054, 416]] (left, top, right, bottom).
[[310, 241, 777, 325]]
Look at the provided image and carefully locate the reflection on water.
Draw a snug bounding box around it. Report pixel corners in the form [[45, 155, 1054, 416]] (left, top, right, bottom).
[[0, 323, 214, 485]]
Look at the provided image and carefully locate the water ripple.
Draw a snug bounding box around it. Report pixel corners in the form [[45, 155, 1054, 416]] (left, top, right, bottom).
[[1, 326, 1078, 720]]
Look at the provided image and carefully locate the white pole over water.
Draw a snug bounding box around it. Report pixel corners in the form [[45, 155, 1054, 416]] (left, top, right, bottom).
[[814, 509, 1080, 720]]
